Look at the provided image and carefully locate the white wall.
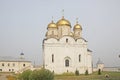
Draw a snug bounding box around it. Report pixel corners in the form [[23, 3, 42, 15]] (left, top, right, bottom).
[[43, 36, 92, 74], [0, 61, 32, 73]]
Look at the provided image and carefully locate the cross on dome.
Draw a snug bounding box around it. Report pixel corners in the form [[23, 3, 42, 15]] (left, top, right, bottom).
[[62, 9, 64, 18]]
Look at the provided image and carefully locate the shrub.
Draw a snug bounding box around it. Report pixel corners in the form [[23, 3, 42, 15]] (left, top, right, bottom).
[[75, 70, 79, 76], [17, 69, 54, 80], [98, 69, 101, 75], [18, 69, 32, 80], [29, 68, 54, 80], [85, 70, 88, 75]]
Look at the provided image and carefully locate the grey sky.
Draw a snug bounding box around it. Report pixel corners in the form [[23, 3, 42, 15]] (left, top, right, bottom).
[[0, 0, 120, 67]]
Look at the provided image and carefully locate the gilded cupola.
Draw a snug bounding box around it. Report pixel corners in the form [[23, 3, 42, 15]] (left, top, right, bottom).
[[74, 18, 82, 30], [56, 16, 71, 27], [47, 20, 57, 29]]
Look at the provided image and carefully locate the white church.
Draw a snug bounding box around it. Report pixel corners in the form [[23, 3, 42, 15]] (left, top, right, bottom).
[[43, 16, 93, 74]]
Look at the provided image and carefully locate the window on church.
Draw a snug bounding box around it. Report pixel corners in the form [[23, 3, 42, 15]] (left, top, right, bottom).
[[12, 69, 14, 72], [8, 63, 10, 66], [2, 63, 4, 66], [23, 64, 25, 67], [66, 38, 68, 43], [13, 63, 15, 67], [79, 54, 81, 62], [0, 69, 2, 71], [65, 59, 69, 67], [52, 54, 54, 63]]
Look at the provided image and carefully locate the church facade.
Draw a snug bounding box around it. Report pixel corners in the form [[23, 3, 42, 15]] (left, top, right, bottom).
[[43, 16, 92, 74]]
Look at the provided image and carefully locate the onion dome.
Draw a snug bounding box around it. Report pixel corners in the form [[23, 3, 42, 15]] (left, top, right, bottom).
[[74, 19, 82, 30], [74, 24, 82, 30], [47, 21, 57, 29], [20, 52, 24, 55], [56, 16, 71, 27]]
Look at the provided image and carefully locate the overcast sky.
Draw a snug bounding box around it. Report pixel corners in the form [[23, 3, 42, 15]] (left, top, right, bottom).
[[0, 0, 120, 67]]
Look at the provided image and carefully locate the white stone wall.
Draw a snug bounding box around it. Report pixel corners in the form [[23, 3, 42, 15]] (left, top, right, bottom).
[[58, 26, 71, 38], [74, 29, 82, 39], [43, 36, 92, 74], [97, 64, 104, 71], [0, 61, 32, 73], [46, 28, 58, 38], [86, 52, 93, 73], [103, 67, 120, 72]]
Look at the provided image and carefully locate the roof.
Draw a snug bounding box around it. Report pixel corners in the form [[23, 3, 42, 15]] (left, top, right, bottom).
[[87, 49, 92, 52], [0, 56, 31, 62], [97, 59, 104, 64]]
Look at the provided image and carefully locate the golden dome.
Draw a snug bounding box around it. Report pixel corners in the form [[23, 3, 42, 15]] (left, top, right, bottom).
[[74, 18, 82, 30], [56, 17, 71, 27], [47, 21, 57, 29], [74, 24, 82, 29]]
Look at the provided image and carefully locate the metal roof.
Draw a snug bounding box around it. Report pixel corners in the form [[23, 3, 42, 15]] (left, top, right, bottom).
[[0, 56, 31, 62]]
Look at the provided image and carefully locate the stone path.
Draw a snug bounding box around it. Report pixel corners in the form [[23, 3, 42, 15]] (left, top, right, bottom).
[[0, 74, 8, 80]]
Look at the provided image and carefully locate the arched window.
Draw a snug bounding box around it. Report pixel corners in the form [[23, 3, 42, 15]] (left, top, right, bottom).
[[52, 54, 54, 63], [2, 63, 4, 66], [66, 38, 68, 43], [13, 63, 15, 67], [23, 64, 25, 67], [79, 54, 81, 62], [65, 59, 69, 67]]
